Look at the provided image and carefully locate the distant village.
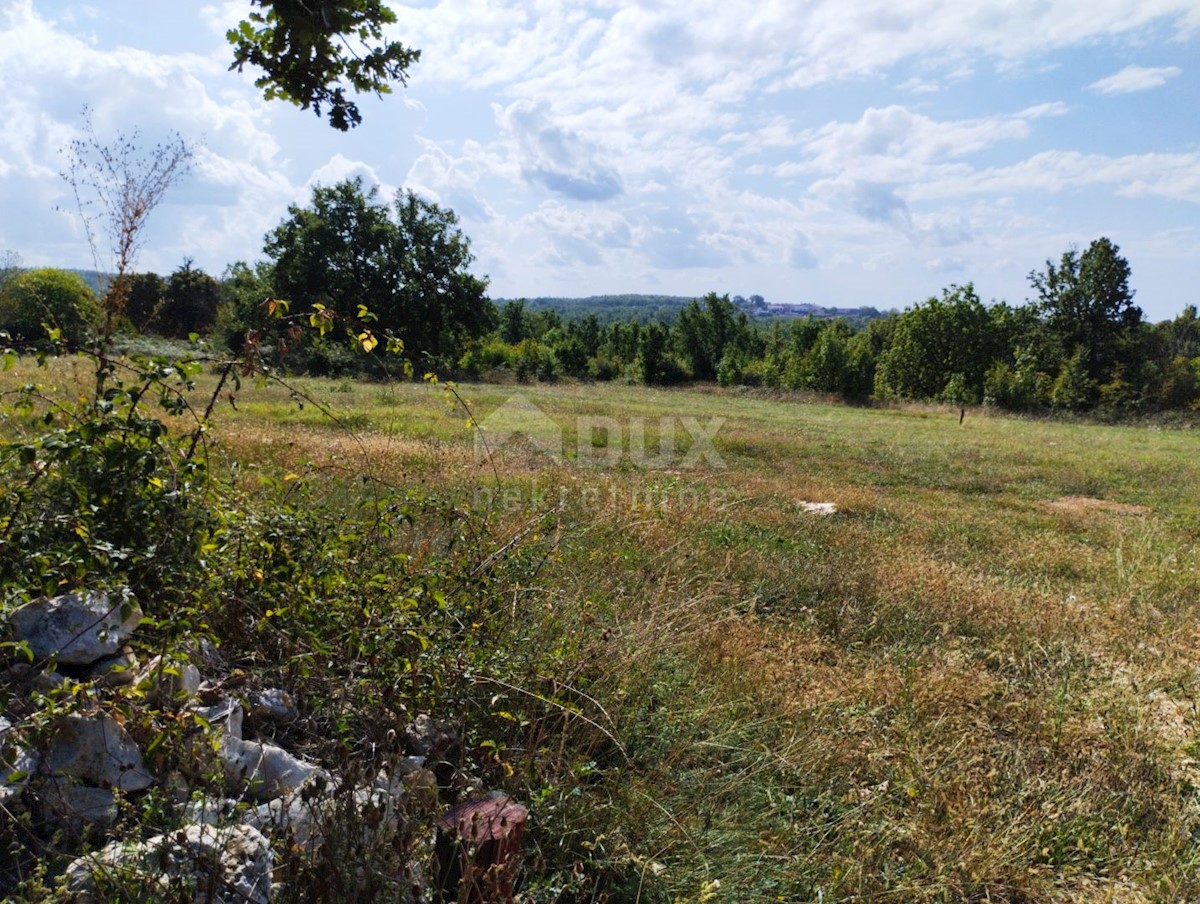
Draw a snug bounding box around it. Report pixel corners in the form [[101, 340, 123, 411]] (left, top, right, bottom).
[[732, 294, 885, 320]]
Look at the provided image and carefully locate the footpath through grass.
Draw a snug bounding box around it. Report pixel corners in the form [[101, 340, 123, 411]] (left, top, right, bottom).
[[8, 358, 1200, 901]]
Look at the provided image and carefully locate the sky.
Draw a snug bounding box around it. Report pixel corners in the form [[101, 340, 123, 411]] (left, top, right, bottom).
[[0, 1, 1198, 321]]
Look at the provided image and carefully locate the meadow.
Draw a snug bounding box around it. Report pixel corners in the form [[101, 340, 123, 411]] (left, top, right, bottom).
[[6, 355, 1200, 901]]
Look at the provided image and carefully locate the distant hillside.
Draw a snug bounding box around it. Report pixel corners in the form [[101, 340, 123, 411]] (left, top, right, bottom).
[[499, 294, 698, 324], [497, 293, 886, 326]]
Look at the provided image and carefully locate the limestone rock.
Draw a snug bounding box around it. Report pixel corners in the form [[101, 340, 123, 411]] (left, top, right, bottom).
[[43, 711, 153, 792], [193, 700, 244, 740], [0, 716, 38, 807], [35, 778, 118, 838], [248, 766, 422, 854], [182, 794, 244, 827], [63, 822, 273, 904], [9, 590, 142, 665], [219, 737, 327, 802], [406, 714, 459, 759], [90, 647, 139, 687], [136, 654, 201, 705], [246, 687, 299, 725]]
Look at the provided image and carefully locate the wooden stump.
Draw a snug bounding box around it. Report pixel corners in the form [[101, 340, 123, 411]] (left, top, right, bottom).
[[434, 792, 527, 903]]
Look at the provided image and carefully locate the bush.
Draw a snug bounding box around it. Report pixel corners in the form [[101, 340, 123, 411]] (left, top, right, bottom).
[[0, 268, 101, 348]]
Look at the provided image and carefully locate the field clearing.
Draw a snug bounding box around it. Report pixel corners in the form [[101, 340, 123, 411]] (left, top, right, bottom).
[[7, 358, 1200, 900], [216, 376, 1200, 900]]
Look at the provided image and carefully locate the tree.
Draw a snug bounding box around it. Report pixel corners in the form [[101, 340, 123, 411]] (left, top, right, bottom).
[[59, 109, 193, 341], [873, 284, 996, 400], [124, 272, 167, 333], [0, 250, 20, 294], [0, 268, 101, 347], [161, 260, 222, 338], [500, 300, 531, 345], [1030, 237, 1141, 387], [637, 322, 674, 385], [673, 292, 758, 382], [265, 177, 494, 367], [229, 1, 420, 130]]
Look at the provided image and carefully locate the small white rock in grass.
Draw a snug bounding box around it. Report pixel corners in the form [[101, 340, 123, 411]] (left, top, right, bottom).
[[798, 501, 838, 516]]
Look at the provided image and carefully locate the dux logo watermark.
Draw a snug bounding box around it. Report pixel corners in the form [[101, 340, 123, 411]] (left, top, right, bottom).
[[475, 394, 725, 470]]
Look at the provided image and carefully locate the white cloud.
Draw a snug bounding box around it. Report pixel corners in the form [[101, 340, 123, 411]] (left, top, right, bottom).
[[496, 99, 623, 201], [1088, 64, 1183, 93]]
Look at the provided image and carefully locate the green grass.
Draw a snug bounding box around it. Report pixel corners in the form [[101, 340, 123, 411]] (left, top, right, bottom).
[[7, 360, 1200, 900]]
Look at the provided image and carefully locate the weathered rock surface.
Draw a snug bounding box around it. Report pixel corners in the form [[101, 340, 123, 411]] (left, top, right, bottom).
[[9, 590, 142, 665], [247, 764, 432, 854], [35, 778, 118, 837], [89, 647, 139, 687], [194, 700, 244, 740], [136, 654, 201, 705], [219, 737, 327, 801], [407, 713, 459, 759], [63, 822, 273, 904], [247, 687, 299, 725], [43, 711, 153, 792], [0, 716, 38, 806]]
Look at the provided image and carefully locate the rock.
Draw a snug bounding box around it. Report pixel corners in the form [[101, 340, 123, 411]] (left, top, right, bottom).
[[35, 778, 118, 838], [0, 716, 39, 807], [406, 714, 459, 759], [90, 647, 139, 687], [63, 822, 273, 904], [31, 668, 68, 693], [182, 794, 244, 827], [246, 687, 298, 725], [248, 791, 323, 850], [219, 737, 326, 802], [193, 700, 243, 740], [43, 711, 153, 792], [248, 766, 422, 854], [135, 654, 201, 705], [8, 589, 142, 665]]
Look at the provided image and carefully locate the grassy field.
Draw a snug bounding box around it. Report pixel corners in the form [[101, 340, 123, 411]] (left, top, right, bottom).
[[7, 358, 1200, 901]]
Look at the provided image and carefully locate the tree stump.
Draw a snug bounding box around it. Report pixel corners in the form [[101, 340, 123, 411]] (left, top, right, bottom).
[[434, 792, 527, 903]]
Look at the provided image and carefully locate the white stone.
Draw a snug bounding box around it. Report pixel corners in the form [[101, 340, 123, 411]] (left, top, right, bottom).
[[43, 712, 153, 792], [182, 795, 244, 827], [798, 501, 838, 516], [9, 590, 142, 665], [135, 654, 201, 705], [0, 716, 38, 807], [63, 822, 273, 904], [219, 737, 326, 802], [90, 647, 139, 687], [193, 700, 243, 740], [247, 687, 298, 724]]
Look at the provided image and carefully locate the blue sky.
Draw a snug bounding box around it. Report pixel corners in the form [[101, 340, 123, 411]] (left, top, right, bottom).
[[1, 0, 1197, 319]]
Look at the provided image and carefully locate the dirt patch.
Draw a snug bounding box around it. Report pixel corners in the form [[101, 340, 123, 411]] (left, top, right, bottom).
[[1042, 496, 1150, 516]]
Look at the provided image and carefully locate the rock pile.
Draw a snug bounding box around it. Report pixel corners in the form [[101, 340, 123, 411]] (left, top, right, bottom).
[[1, 588, 514, 901]]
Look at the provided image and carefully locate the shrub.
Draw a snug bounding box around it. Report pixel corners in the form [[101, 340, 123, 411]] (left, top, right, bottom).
[[0, 269, 101, 348]]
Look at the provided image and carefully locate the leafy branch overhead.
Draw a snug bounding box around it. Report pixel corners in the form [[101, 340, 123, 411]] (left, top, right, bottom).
[[228, 0, 420, 130]]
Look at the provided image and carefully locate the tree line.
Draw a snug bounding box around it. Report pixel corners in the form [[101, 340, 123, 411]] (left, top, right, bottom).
[[465, 237, 1199, 415], [3, 176, 1197, 415]]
